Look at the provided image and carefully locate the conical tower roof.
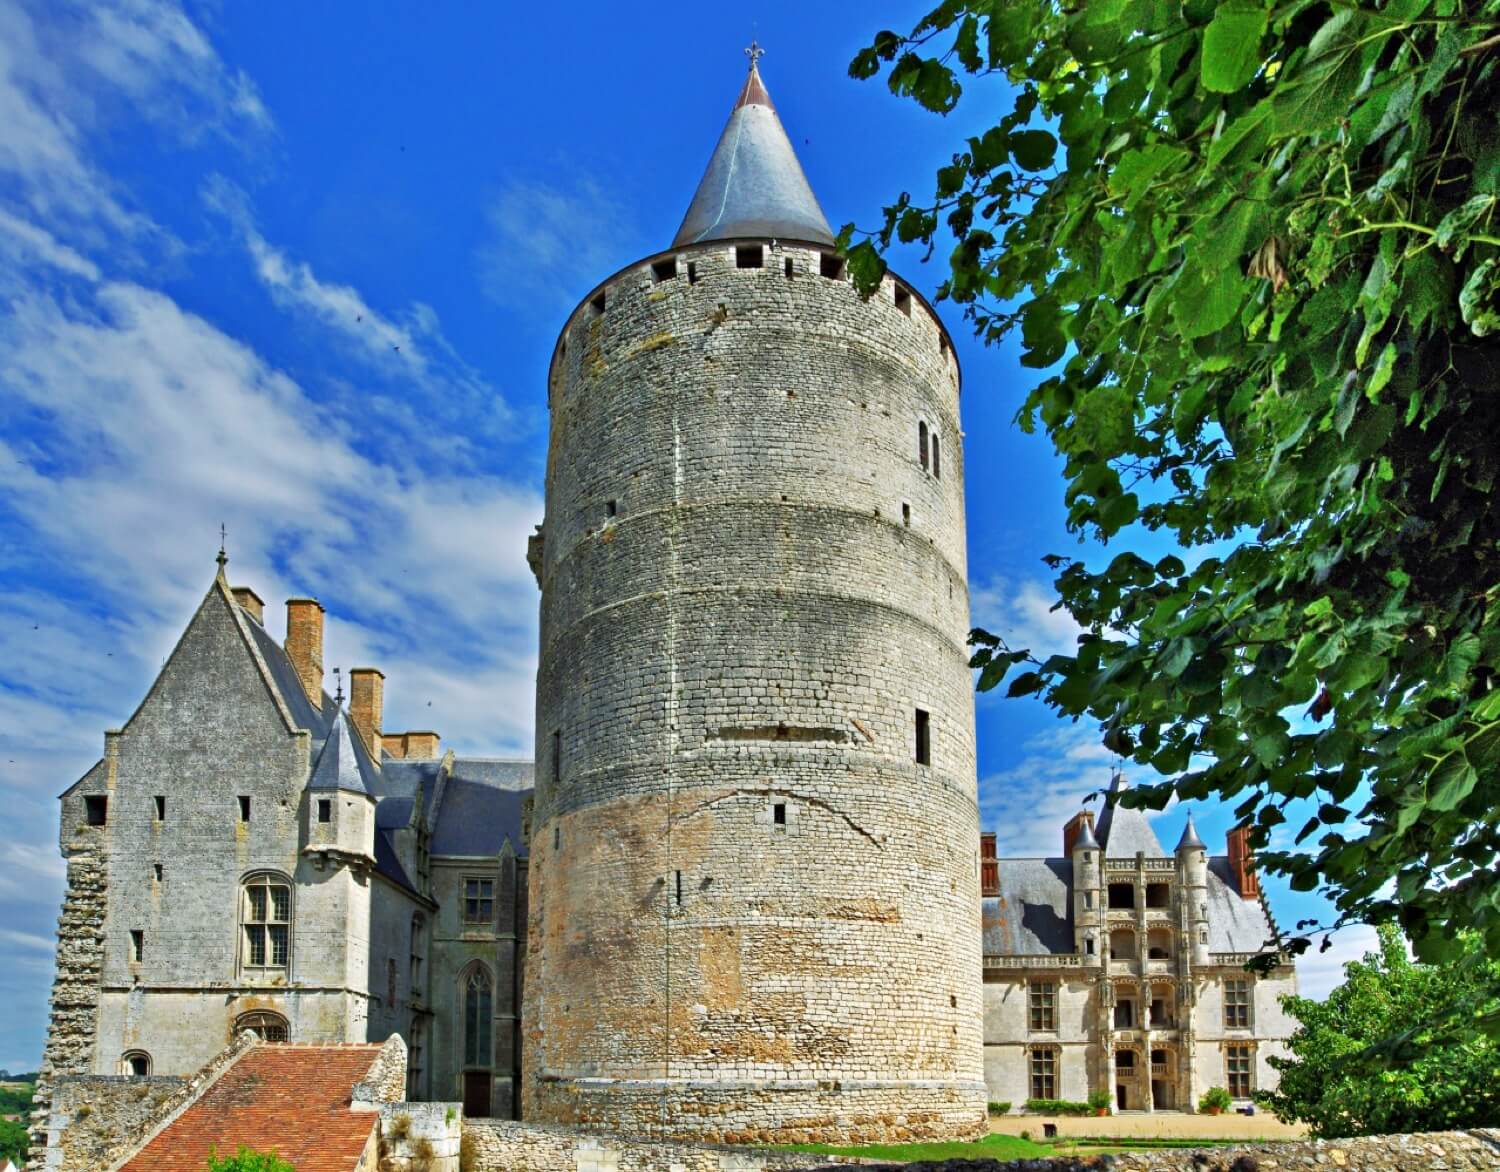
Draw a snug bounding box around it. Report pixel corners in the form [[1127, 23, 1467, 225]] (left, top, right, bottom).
[[672, 48, 834, 248], [308, 708, 372, 796], [1175, 813, 1205, 851]]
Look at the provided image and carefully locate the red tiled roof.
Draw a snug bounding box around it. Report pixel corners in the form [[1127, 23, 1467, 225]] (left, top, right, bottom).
[[119, 1044, 383, 1172]]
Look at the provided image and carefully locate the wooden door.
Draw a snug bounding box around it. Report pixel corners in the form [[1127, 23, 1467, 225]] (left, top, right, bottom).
[[463, 1071, 491, 1118]]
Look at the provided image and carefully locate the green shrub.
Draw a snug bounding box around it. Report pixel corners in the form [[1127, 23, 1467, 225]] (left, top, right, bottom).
[[986, 1100, 1011, 1115], [1024, 1097, 1092, 1116], [1087, 1089, 1111, 1111], [1198, 1086, 1233, 1113], [204, 1146, 296, 1172]]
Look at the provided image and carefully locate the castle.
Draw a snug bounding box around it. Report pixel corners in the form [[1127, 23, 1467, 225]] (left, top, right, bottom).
[[30, 52, 1294, 1162]]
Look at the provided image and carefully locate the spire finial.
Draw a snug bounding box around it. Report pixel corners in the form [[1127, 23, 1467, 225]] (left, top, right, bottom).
[[745, 40, 764, 71], [333, 667, 343, 706], [216, 523, 228, 569]]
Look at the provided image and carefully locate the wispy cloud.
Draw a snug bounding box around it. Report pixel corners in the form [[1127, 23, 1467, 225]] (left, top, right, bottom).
[[971, 573, 1085, 660], [477, 175, 644, 317]]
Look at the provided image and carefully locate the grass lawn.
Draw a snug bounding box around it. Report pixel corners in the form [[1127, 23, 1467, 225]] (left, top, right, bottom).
[[779, 1132, 1052, 1162]]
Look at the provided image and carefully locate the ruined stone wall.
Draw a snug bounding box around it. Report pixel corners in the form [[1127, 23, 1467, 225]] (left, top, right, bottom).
[[526, 240, 985, 1140], [39, 1077, 183, 1172], [29, 825, 108, 1165], [463, 1119, 856, 1171]]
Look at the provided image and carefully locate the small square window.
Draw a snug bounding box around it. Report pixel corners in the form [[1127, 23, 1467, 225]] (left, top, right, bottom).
[[317, 799, 332, 824], [894, 286, 912, 316], [651, 258, 677, 284], [129, 930, 144, 963], [589, 291, 606, 316], [85, 795, 108, 826], [736, 244, 764, 269], [238, 796, 251, 823], [153, 795, 165, 821], [820, 253, 845, 280], [605, 500, 617, 517], [153, 863, 162, 883], [463, 878, 494, 924], [915, 708, 931, 766]]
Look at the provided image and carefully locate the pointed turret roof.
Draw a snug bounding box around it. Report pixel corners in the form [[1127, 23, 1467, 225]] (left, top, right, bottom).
[[1176, 813, 1205, 851], [1073, 816, 1100, 851], [1095, 772, 1168, 858], [309, 708, 373, 796], [672, 50, 834, 248]]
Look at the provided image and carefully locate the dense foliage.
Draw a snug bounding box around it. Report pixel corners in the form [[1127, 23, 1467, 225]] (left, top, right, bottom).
[[1261, 926, 1500, 1134], [0, 1117, 28, 1165], [847, 0, 1500, 967], [204, 1148, 295, 1172]]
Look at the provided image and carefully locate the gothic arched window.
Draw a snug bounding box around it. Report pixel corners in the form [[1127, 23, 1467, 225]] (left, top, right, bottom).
[[932, 433, 941, 479], [239, 871, 291, 975], [919, 421, 929, 471], [119, 1050, 151, 1076], [234, 1010, 288, 1042], [464, 964, 493, 1069]]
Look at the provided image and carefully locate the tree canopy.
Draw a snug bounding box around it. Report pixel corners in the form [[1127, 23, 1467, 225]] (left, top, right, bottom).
[[1260, 925, 1500, 1135], [204, 1148, 295, 1172], [846, 0, 1500, 968]]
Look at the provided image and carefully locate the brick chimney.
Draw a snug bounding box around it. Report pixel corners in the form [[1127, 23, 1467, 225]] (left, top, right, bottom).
[[231, 587, 265, 625], [1227, 825, 1261, 899], [348, 668, 384, 758], [384, 731, 440, 760], [980, 832, 999, 897], [284, 599, 324, 702], [1063, 810, 1096, 857]]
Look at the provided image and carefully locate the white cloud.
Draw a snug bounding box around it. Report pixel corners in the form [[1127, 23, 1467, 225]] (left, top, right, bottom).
[[1295, 923, 1380, 1001], [477, 176, 643, 316], [971, 574, 1086, 661]]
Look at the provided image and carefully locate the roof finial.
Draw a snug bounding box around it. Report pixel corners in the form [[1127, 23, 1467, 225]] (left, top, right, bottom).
[[745, 39, 764, 71], [333, 666, 343, 707], [216, 522, 228, 570]]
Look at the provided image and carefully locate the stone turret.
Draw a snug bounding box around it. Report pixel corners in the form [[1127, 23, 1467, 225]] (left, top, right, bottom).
[[305, 709, 376, 864], [523, 50, 983, 1143], [1177, 814, 1211, 966], [1068, 811, 1102, 963]]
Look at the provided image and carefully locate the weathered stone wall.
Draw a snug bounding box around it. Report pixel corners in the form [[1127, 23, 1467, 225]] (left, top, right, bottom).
[[526, 239, 984, 1141], [29, 826, 108, 1164], [379, 1101, 461, 1171], [463, 1118, 858, 1171], [39, 1076, 183, 1172]]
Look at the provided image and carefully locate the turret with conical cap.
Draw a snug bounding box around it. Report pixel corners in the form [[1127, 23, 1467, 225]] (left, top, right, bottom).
[[1177, 812, 1211, 965], [525, 48, 981, 1142]]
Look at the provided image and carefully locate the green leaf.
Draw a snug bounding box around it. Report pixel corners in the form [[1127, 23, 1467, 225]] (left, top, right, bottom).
[[1006, 670, 1045, 698], [1170, 266, 1247, 339], [1201, 2, 1269, 93], [1010, 130, 1058, 170], [1108, 144, 1187, 208], [1427, 753, 1477, 813]]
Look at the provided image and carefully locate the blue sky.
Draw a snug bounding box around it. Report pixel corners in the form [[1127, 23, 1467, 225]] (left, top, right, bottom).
[[0, 0, 1374, 1072]]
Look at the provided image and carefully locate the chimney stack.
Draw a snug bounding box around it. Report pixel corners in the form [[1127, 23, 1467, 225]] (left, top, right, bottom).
[[284, 599, 324, 702], [348, 668, 384, 758], [1226, 825, 1261, 899], [231, 587, 265, 625], [384, 731, 440, 760], [1063, 810, 1097, 857], [979, 831, 999, 897]]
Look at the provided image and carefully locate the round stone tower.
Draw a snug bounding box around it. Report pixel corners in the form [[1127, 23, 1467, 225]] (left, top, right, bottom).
[[523, 52, 986, 1143]]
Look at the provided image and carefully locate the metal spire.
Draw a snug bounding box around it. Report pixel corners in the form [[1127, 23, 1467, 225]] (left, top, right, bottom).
[[216, 523, 228, 570]]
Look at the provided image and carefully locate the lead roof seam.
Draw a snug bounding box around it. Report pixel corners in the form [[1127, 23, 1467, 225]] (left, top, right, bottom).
[[692, 109, 746, 244]]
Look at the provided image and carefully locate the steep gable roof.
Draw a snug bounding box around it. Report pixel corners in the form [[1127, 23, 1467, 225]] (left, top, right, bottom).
[[1095, 773, 1168, 858], [117, 1044, 383, 1172], [984, 858, 1074, 955]]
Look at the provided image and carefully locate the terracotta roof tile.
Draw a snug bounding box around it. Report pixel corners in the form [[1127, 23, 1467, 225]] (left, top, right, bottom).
[[119, 1044, 382, 1172]]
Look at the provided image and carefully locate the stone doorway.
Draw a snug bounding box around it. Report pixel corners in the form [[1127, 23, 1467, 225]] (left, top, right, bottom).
[[463, 1071, 492, 1118]]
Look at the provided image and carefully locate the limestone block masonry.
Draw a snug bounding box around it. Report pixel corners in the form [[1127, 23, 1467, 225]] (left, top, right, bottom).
[[525, 238, 987, 1141]]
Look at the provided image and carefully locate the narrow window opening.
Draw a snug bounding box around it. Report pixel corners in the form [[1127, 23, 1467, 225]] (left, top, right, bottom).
[[773, 803, 786, 826], [1085, 936, 1096, 955], [687, 261, 699, 285], [153, 795, 165, 822], [317, 799, 332, 824], [85, 795, 107, 826], [915, 708, 931, 765], [939, 334, 950, 357], [735, 244, 764, 269], [674, 869, 683, 905], [932, 434, 942, 479], [605, 499, 617, 517], [125, 1052, 151, 1076], [553, 824, 561, 851], [784, 256, 794, 277], [551, 729, 561, 787], [902, 502, 911, 527], [589, 291, 606, 316], [651, 258, 677, 284], [1084, 891, 1094, 909], [238, 795, 251, 823], [153, 863, 162, 883], [129, 929, 144, 963], [820, 253, 845, 280], [894, 285, 912, 316], [919, 421, 929, 470], [950, 993, 958, 1008]]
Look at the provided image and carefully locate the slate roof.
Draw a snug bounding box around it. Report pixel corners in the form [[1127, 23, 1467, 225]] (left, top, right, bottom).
[[433, 771, 530, 857], [1095, 774, 1169, 858], [1207, 857, 1277, 952], [307, 710, 371, 795], [672, 59, 834, 247], [984, 859, 1074, 955], [117, 1044, 382, 1172]]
